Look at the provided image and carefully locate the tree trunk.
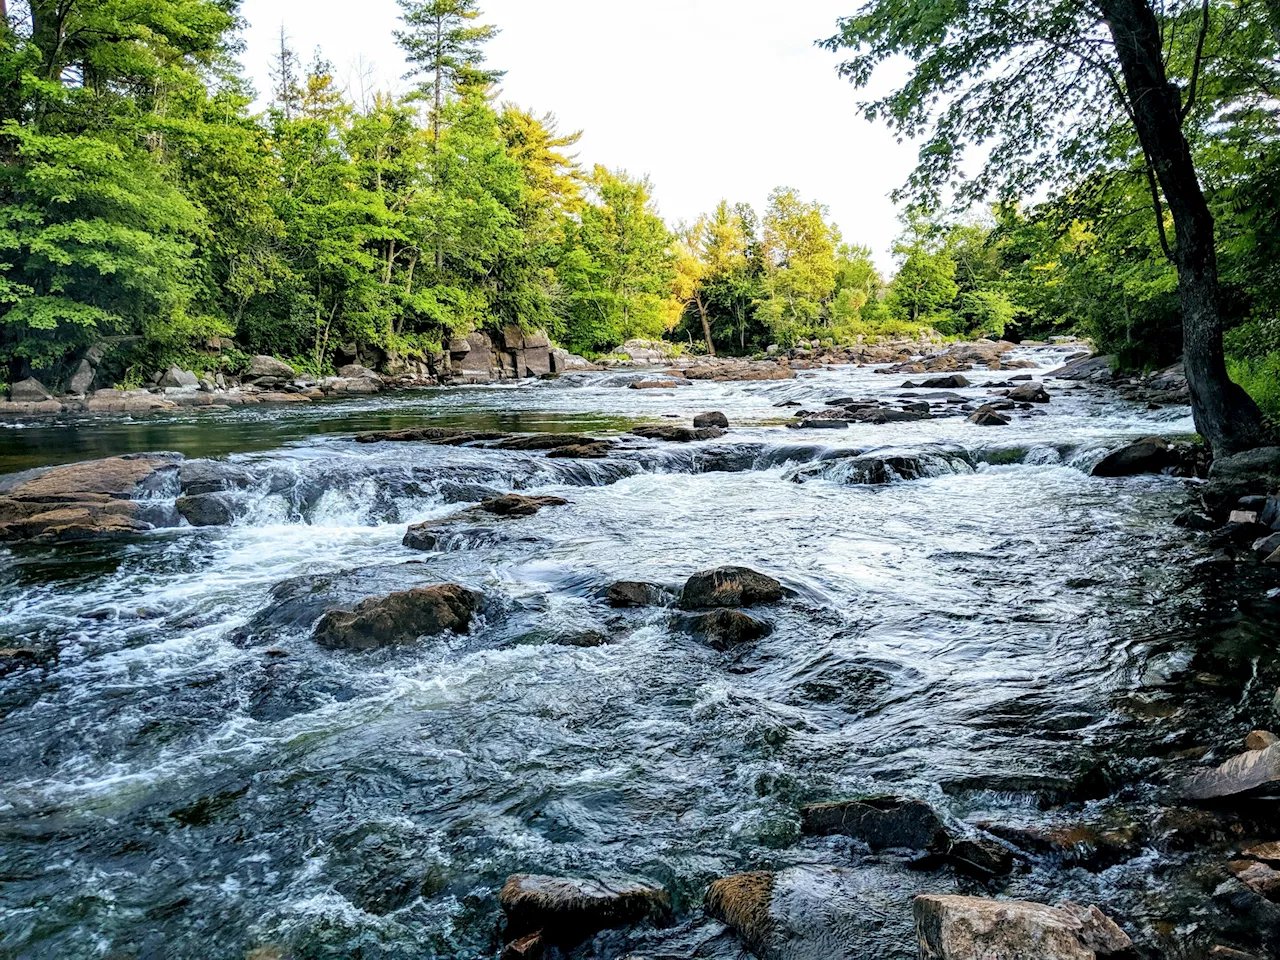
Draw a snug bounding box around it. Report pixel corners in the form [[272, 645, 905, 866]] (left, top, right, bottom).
[[1099, 0, 1271, 456], [0, 0, 9, 24], [697, 297, 715, 356]]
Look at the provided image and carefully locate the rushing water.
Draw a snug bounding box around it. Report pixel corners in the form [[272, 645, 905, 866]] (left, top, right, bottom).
[[0, 347, 1274, 959]]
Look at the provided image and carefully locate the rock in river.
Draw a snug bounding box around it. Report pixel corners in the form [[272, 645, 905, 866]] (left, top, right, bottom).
[[915, 895, 1133, 959], [1091, 437, 1175, 477], [1006, 381, 1050, 403], [969, 408, 1010, 426], [474, 494, 568, 517], [604, 581, 671, 608], [681, 609, 771, 650], [499, 874, 670, 950], [313, 584, 481, 650], [694, 411, 730, 428], [800, 795, 951, 852], [631, 425, 724, 442], [1180, 743, 1280, 800], [679, 566, 784, 609]]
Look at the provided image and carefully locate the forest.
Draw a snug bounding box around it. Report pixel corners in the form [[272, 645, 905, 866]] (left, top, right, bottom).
[[1, 0, 1278, 419]]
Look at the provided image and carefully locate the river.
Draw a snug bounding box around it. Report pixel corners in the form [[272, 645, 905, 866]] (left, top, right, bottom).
[[0, 346, 1273, 959]]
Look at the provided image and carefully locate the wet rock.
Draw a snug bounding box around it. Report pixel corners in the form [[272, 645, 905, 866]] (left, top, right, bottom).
[[630, 425, 724, 442], [1052, 354, 1112, 380], [1213, 878, 1280, 953], [1209, 948, 1269, 960], [693, 411, 730, 429], [0, 454, 181, 544], [355, 426, 506, 445], [1203, 447, 1280, 515], [682, 609, 771, 650], [546, 442, 613, 459], [1091, 437, 1174, 477], [1175, 509, 1217, 531], [245, 355, 295, 380], [1231, 859, 1280, 898], [980, 820, 1144, 870], [499, 874, 670, 946], [475, 494, 568, 517], [159, 366, 199, 389], [176, 494, 235, 527], [1246, 731, 1280, 751], [604, 581, 670, 608], [921, 374, 971, 389], [313, 584, 481, 650], [914, 895, 1133, 959], [1007, 382, 1050, 403], [628, 379, 690, 389], [801, 795, 951, 852], [969, 408, 1010, 426], [707, 865, 915, 960], [793, 418, 849, 430], [9, 377, 53, 402], [1181, 743, 1280, 800], [946, 835, 1017, 877], [679, 566, 784, 610], [0, 647, 46, 673], [494, 433, 613, 452]]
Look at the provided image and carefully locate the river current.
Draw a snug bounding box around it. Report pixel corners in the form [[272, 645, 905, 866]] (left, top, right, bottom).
[[0, 346, 1272, 958]]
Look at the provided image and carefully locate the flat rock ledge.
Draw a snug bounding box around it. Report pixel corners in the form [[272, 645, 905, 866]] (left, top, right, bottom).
[[403, 495, 568, 551]]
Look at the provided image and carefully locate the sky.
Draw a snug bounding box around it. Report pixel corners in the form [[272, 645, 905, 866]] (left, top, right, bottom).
[[238, 0, 918, 270]]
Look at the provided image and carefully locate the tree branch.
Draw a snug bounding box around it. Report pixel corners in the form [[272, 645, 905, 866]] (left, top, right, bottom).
[[1180, 0, 1211, 120]]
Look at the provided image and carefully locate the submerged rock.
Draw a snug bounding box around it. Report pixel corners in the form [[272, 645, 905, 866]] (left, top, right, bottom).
[[681, 609, 771, 650], [499, 874, 670, 949], [679, 566, 784, 609], [800, 795, 951, 852], [1091, 437, 1175, 477], [546, 442, 613, 459], [604, 581, 671, 608], [914, 895, 1133, 959], [1181, 743, 1280, 800], [355, 426, 506, 445], [312, 584, 480, 650], [631, 425, 725, 442]]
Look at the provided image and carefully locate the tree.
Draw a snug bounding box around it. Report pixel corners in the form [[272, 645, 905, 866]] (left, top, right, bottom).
[[824, 0, 1273, 454], [395, 0, 503, 146], [757, 187, 838, 344]]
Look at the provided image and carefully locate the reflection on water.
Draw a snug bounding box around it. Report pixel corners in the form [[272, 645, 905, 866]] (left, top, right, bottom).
[[0, 349, 1268, 959]]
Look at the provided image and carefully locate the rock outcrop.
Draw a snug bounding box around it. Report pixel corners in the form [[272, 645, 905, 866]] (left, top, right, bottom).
[[0, 454, 180, 544], [312, 584, 481, 650], [1181, 743, 1280, 800]]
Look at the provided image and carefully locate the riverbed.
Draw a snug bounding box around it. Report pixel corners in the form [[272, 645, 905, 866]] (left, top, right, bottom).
[[1, 347, 1274, 958]]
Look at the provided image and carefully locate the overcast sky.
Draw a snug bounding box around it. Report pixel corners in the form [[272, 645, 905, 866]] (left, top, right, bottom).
[[238, 0, 917, 270]]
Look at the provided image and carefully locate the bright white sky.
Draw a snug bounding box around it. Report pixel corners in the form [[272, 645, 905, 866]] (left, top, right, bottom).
[[238, 0, 917, 270]]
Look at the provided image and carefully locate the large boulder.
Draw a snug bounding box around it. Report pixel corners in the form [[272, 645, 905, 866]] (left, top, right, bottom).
[[679, 566, 784, 610], [0, 454, 180, 544], [921, 375, 970, 389], [9, 378, 53, 402], [312, 584, 480, 650], [1007, 382, 1050, 403], [67, 360, 96, 395], [693, 411, 731, 429], [245, 355, 295, 380], [337, 363, 379, 380], [914, 895, 1133, 959], [499, 874, 670, 951], [1051, 354, 1112, 381], [613, 338, 672, 362], [604, 581, 670, 608], [176, 494, 235, 527], [1091, 437, 1176, 477], [158, 366, 199, 389], [1203, 447, 1280, 516]]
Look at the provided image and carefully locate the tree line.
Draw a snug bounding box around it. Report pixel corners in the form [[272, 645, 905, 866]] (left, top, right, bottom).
[[1, 0, 1278, 449]]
